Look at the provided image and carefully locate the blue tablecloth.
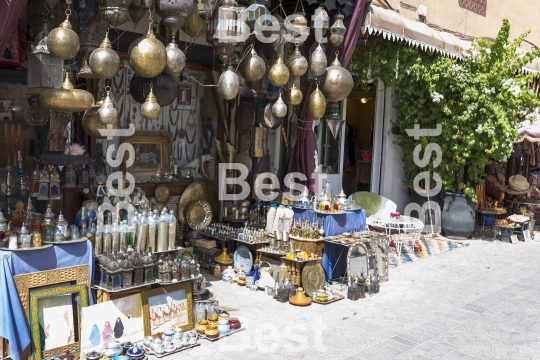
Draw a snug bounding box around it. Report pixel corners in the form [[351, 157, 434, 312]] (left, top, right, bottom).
[[0, 241, 95, 360], [322, 241, 350, 281], [292, 208, 366, 237]]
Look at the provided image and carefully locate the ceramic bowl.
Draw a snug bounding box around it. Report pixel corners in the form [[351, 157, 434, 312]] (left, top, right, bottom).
[[218, 319, 229, 325], [206, 323, 218, 330], [196, 324, 207, 334], [112, 356, 129, 360], [165, 343, 175, 352], [218, 313, 230, 321], [217, 323, 231, 334], [205, 328, 219, 339], [197, 319, 209, 325], [207, 315, 218, 322], [208, 321, 218, 327]]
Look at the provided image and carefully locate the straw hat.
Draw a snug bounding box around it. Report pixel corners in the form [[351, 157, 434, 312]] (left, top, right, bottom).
[[508, 175, 530, 191], [505, 185, 531, 195]]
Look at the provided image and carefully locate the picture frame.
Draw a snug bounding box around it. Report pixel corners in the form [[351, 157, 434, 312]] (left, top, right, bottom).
[[13, 265, 90, 360], [523, 229, 531, 242], [510, 235, 518, 244], [141, 282, 193, 335], [28, 284, 89, 360], [123, 131, 172, 180]]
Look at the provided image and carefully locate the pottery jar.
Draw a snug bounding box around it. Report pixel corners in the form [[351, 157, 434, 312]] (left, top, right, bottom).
[[217, 323, 230, 335]]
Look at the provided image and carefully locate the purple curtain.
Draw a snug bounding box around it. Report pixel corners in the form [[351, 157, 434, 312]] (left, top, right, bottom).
[[286, 0, 372, 191], [0, 0, 25, 53]]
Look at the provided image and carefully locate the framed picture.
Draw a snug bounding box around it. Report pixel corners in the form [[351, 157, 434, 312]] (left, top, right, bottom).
[[29, 284, 89, 360], [80, 294, 144, 359], [123, 131, 172, 179], [141, 282, 193, 335]]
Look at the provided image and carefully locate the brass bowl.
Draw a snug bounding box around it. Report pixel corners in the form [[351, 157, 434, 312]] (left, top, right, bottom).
[[155, 185, 171, 203], [196, 324, 207, 334], [205, 329, 219, 338], [206, 323, 217, 330], [207, 315, 218, 322], [197, 319, 208, 326]]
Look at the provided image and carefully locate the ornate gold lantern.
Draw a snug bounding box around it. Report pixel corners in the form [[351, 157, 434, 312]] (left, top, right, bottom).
[[155, 0, 195, 34], [238, 48, 265, 82], [47, 8, 80, 60], [141, 85, 161, 120], [39, 71, 94, 113], [330, 12, 346, 47], [287, 45, 308, 78], [77, 14, 107, 79], [128, 20, 167, 78], [217, 65, 240, 100], [283, 83, 303, 105], [309, 43, 327, 78], [164, 39, 186, 76], [83, 92, 120, 139], [89, 30, 122, 79], [98, 89, 118, 124], [308, 84, 326, 119], [268, 56, 289, 87], [271, 93, 287, 118], [320, 57, 354, 102], [97, 0, 134, 27]]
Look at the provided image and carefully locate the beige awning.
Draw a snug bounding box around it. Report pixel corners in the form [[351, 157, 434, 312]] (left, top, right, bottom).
[[361, 5, 471, 59]]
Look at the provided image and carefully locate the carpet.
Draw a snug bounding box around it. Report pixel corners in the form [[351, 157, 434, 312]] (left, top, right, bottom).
[[388, 235, 469, 266]]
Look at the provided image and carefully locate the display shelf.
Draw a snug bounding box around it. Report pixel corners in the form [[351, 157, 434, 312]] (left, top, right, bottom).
[[256, 248, 287, 256], [199, 327, 245, 342], [140, 342, 200, 357], [202, 232, 270, 245]]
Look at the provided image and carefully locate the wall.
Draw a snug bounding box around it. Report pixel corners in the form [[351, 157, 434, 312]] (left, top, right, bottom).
[[376, 0, 540, 48]]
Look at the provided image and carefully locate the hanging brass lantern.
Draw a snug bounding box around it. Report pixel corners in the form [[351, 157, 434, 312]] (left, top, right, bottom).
[[77, 14, 107, 79], [283, 83, 303, 106], [238, 48, 265, 82], [181, 9, 207, 38], [129, 0, 147, 27], [286, 12, 309, 45], [47, 10, 80, 60], [271, 93, 287, 118], [97, 0, 134, 27], [27, 20, 63, 94], [39, 71, 94, 113], [309, 43, 327, 78], [217, 65, 240, 100], [308, 84, 326, 119], [164, 39, 186, 76], [156, 0, 194, 34], [89, 31, 122, 79], [311, 6, 330, 37], [320, 57, 354, 102], [207, 0, 249, 63], [330, 13, 346, 47], [128, 21, 167, 78], [287, 45, 308, 78], [98, 89, 118, 124], [268, 56, 290, 87], [83, 92, 119, 138], [141, 85, 161, 120]]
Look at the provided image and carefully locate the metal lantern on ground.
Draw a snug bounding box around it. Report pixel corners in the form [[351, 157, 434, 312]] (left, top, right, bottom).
[[47, 9, 80, 60], [128, 21, 167, 78], [97, 0, 134, 27], [39, 71, 94, 113], [141, 85, 161, 120], [89, 31, 122, 79], [217, 65, 240, 100], [320, 57, 354, 102], [329, 12, 346, 47], [207, 0, 249, 63], [98, 89, 118, 124]]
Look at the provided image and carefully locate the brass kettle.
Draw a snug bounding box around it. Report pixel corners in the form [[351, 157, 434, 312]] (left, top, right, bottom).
[[128, 21, 167, 78], [39, 71, 94, 113]]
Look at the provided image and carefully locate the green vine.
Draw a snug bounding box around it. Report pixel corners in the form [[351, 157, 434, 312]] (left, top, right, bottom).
[[348, 20, 540, 202]]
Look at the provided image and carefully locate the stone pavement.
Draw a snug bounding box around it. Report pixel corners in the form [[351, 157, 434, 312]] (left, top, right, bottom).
[[154, 239, 540, 359]]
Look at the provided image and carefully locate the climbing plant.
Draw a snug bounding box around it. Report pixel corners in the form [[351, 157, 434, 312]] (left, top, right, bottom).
[[348, 19, 540, 201]]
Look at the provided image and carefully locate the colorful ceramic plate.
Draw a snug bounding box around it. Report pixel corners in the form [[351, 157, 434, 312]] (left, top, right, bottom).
[[233, 245, 253, 273]]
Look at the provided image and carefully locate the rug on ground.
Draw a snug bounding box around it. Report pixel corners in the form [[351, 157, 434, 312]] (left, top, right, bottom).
[[388, 235, 469, 266]]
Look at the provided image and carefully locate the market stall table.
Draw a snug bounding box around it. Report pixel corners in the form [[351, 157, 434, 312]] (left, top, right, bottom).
[[367, 215, 423, 258], [292, 208, 366, 237], [0, 241, 95, 360]]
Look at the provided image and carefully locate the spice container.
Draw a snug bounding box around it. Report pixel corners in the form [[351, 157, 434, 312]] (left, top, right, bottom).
[[157, 209, 169, 252], [95, 225, 103, 256], [148, 210, 158, 252], [112, 222, 120, 253], [103, 225, 112, 255], [168, 211, 177, 250]]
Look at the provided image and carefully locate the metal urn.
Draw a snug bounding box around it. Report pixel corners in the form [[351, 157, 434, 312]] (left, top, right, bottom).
[[308, 85, 326, 119], [97, 0, 134, 27], [128, 21, 167, 78], [217, 65, 240, 100], [283, 83, 303, 106], [83, 92, 119, 138], [287, 46, 308, 78], [155, 0, 195, 34], [164, 40, 186, 75], [129, 73, 178, 106], [238, 48, 265, 82], [268, 56, 290, 87], [271, 94, 287, 118], [320, 57, 354, 102], [309, 43, 327, 78], [47, 11, 80, 60], [39, 71, 94, 113], [97, 90, 118, 124], [89, 31, 122, 79], [330, 13, 346, 47], [141, 86, 161, 120]]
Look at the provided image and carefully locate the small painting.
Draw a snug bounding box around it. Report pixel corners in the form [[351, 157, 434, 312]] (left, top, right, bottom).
[[122, 131, 172, 180], [133, 143, 161, 170], [37, 294, 75, 351]]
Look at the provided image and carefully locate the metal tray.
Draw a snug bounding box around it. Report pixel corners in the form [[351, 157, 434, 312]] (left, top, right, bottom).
[[43, 238, 88, 245], [312, 294, 345, 305], [1, 244, 53, 251], [199, 327, 245, 342], [140, 343, 200, 358]]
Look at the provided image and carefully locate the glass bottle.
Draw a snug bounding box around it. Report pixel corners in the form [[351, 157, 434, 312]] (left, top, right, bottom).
[[94, 225, 103, 256], [324, 180, 332, 201], [86, 221, 96, 247], [136, 211, 149, 253], [112, 222, 120, 254], [80, 219, 88, 239], [119, 220, 127, 252], [148, 209, 158, 253], [42, 204, 55, 242], [103, 224, 112, 255], [157, 209, 169, 252], [131, 212, 140, 249], [168, 210, 177, 250]]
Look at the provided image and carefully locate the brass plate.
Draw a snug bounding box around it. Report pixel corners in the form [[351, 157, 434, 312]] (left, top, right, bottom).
[[155, 184, 171, 203], [186, 200, 214, 231], [178, 179, 220, 225], [301, 262, 325, 296], [238, 133, 251, 152], [235, 152, 252, 172], [235, 102, 255, 134]]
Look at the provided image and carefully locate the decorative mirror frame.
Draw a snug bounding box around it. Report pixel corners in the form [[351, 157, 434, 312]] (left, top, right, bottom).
[[346, 241, 370, 286]]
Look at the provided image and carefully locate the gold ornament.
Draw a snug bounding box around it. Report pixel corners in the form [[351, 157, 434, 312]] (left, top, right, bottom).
[[141, 85, 161, 120], [217, 65, 240, 100], [268, 56, 290, 87], [97, 89, 118, 124], [82, 92, 119, 139], [283, 83, 303, 105], [128, 21, 167, 78], [309, 43, 327, 78], [164, 39, 186, 75], [238, 48, 265, 82], [308, 84, 326, 119], [320, 57, 354, 102], [287, 46, 308, 77], [39, 71, 94, 113], [47, 11, 80, 60], [89, 30, 122, 79], [181, 10, 207, 39]]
